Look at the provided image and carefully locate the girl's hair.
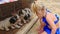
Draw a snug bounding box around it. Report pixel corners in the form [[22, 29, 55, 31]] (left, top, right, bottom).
[[31, 0, 45, 13], [31, 2, 37, 13]]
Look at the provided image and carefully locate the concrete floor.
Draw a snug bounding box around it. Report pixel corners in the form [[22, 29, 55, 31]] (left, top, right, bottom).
[[27, 0, 60, 34]]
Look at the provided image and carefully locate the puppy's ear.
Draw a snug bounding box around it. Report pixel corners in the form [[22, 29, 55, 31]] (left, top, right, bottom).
[[18, 10, 23, 16]]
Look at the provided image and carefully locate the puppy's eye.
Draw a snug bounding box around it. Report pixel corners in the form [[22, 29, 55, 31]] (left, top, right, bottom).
[[24, 10, 27, 12], [28, 10, 31, 13], [20, 11, 23, 14], [19, 11, 23, 16]]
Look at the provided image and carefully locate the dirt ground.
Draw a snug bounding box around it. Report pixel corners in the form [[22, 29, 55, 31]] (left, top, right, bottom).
[[27, 0, 60, 34]]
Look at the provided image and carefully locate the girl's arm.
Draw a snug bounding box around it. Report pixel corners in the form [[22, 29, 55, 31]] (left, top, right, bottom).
[[46, 14, 57, 34], [39, 19, 45, 30], [37, 19, 45, 33]]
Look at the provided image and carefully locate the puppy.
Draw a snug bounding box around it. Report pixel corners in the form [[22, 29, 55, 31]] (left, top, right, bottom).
[[18, 10, 26, 24], [0, 17, 12, 31], [9, 14, 21, 29], [18, 8, 33, 24], [0, 14, 21, 31], [22, 8, 33, 23]]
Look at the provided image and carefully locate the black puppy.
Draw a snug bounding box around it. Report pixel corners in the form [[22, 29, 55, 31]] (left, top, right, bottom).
[[9, 14, 21, 29], [0, 15, 20, 31], [23, 8, 32, 23]]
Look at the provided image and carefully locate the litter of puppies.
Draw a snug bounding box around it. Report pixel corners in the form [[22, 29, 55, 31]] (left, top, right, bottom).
[[0, 8, 33, 31]]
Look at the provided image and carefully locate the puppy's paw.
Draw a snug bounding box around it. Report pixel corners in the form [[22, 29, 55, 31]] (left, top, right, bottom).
[[24, 22, 26, 24], [18, 23, 23, 26], [5, 28, 9, 31], [14, 25, 21, 28], [11, 26, 15, 29], [4, 26, 10, 31], [23, 20, 26, 24], [0, 27, 4, 30]]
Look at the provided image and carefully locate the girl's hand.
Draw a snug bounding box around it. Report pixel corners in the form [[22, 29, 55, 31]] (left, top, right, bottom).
[[37, 25, 44, 34]]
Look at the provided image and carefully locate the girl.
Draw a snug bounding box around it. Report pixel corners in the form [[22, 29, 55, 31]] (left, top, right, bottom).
[[31, 0, 60, 34]]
